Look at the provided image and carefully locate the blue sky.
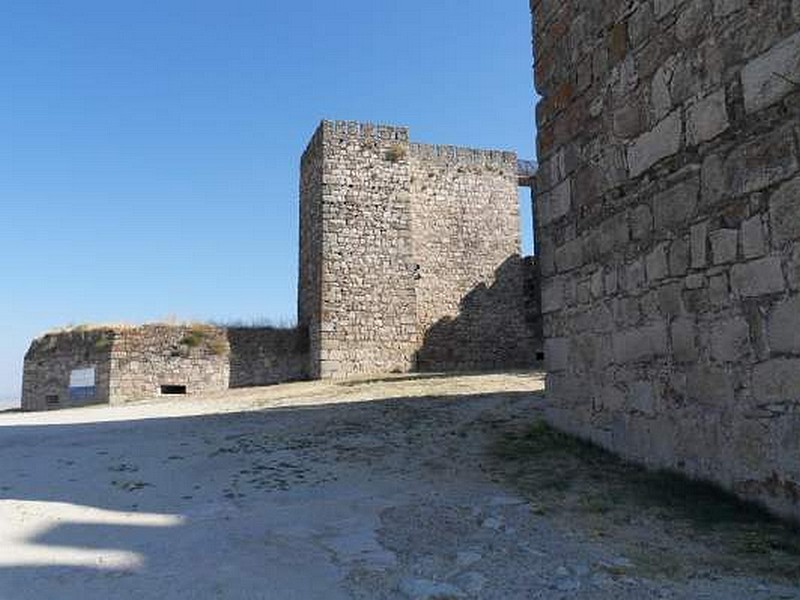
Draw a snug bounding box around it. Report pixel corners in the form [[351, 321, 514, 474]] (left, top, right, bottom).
[[1, 1, 536, 401]]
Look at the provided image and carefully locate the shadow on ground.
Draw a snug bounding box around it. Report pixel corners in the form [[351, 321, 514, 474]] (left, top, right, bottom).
[[0, 385, 541, 599]]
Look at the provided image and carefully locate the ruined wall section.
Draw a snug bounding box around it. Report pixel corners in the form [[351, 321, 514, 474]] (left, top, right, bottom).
[[312, 121, 418, 378], [109, 325, 230, 403], [22, 330, 113, 411], [409, 144, 538, 370], [227, 327, 308, 387], [533, 0, 800, 518]]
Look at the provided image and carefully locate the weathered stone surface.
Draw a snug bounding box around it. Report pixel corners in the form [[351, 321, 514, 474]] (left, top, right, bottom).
[[713, 0, 746, 17], [742, 30, 800, 113], [653, 174, 700, 231], [752, 358, 800, 404], [710, 228, 738, 264], [770, 176, 800, 247], [686, 89, 729, 146], [691, 221, 708, 268], [767, 295, 800, 354], [687, 365, 734, 407], [612, 322, 668, 364], [741, 215, 766, 259], [671, 318, 699, 362], [669, 237, 690, 276], [544, 337, 569, 372], [22, 325, 241, 410], [534, 0, 800, 520], [730, 257, 785, 297], [709, 317, 751, 363], [627, 110, 683, 177], [646, 244, 669, 283]]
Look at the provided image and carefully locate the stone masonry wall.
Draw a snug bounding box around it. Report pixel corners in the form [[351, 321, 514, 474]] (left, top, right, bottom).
[[22, 330, 113, 411], [299, 121, 540, 379], [109, 325, 230, 403], [410, 143, 539, 370], [301, 121, 419, 379], [299, 127, 325, 379], [227, 327, 308, 387], [532, 0, 800, 518]]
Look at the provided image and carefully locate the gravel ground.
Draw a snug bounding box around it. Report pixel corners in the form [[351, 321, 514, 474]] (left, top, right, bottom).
[[0, 372, 797, 599]]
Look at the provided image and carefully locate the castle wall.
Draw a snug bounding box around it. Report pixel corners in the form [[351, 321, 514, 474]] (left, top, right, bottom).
[[409, 144, 539, 370], [21, 330, 113, 411], [299, 121, 541, 379], [227, 327, 308, 387], [302, 121, 419, 378], [532, 0, 800, 518], [108, 325, 230, 403]]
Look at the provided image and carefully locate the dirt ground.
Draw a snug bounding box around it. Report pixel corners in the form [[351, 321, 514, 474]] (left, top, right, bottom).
[[0, 372, 798, 599]]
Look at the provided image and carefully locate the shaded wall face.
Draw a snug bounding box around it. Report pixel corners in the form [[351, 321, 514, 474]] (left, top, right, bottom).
[[298, 130, 325, 379], [227, 327, 308, 387], [533, 0, 800, 518], [109, 326, 229, 403], [21, 332, 113, 411], [409, 146, 540, 371]]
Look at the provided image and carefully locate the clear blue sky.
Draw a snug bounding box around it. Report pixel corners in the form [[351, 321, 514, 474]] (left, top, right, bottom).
[[1, 1, 537, 401]]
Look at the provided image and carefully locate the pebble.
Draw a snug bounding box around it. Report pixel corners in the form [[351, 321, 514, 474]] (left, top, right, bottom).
[[455, 551, 482, 567], [452, 571, 487, 594], [399, 578, 465, 599]]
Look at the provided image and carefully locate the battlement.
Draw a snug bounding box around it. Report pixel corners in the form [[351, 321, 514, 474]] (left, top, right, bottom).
[[409, 143, 516, 169]]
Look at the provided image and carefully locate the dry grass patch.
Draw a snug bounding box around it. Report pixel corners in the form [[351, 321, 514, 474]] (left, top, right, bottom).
[[492, 420, 800, 584]]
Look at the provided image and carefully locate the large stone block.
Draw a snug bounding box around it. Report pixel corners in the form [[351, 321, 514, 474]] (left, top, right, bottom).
[[724, 127, 798, 198], [686, 89, 729, 146], [767, 295, 800, 354], [710, 228, 738, 265], [612, 322, 669, 364], [687, 365, 735, 407], [742, 30, 800, 113], [627, 110, 683, 177], [542, 277, 565, 313], [730, 256, 785, 297], [741, 215, 767, 259], [653, 172, 700, 231], [752, 358, 800, 405], [646, 243, 669, 283], [770, 176, 800, 247], [544, 337, 570, 372], [709, 316, 751, 363], [672, 318, 699, 362]]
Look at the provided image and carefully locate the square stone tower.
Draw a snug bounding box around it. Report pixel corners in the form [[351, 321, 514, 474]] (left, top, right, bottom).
[[299, 120, 538, 379]]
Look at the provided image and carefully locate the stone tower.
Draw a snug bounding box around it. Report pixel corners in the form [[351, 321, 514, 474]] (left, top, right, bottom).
[[299, 120, 539, 379]]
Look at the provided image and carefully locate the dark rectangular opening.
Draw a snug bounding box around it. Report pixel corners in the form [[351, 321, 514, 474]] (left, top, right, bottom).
[[45, 394, 59, 406], [160, 385, 187, 395]]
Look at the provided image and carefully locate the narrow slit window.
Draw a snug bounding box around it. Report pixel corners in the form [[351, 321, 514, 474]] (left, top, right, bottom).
[[518, 188, 535, 257], [160, 385, 187, 395]]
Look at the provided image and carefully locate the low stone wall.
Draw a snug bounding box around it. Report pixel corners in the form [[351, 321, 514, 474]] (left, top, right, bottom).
[[109, 325, 230, 403], [21, 330, 113, 411], [532, 0, 800, 519], [227, 327, 309, 387], [22, 324, 311, 411]]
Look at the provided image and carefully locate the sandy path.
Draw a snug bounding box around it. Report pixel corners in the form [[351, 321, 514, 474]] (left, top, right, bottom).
[[0, 373, 797, 599]]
